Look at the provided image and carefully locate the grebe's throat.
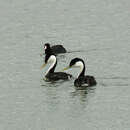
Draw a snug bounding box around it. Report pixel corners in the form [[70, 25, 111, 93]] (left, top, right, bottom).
[[46, 55, 57, 75], [75, 61, 85, 78]]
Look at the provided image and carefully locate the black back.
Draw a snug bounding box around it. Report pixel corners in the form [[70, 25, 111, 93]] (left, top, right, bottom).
[[44, 43, 66, 54], [51, 45, 66, 54], [74, 76, 97, 87], [46, 72, 72, 81]]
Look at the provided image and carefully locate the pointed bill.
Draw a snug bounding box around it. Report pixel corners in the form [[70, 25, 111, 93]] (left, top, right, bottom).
[[62, 66, 70, 71], [40, 63, 46, 69]]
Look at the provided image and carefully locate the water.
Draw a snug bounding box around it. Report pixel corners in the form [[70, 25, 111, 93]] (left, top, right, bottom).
[[0, 0, 130, 129]]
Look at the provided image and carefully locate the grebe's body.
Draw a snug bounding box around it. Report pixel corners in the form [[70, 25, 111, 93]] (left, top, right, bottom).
[[44, 43, 66, 54], [41, 44, 72, 81], [63, 58, 97, 87], [51, 45, 66, 54]]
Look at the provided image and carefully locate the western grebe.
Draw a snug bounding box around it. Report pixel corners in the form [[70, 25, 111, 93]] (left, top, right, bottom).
[[63, 58, 97, 87], [41, 49, 72, 81], [44, 43, 67, 54]]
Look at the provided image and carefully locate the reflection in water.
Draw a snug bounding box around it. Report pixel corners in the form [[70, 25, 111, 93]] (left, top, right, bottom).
[[63, 86, 97, 118], [41, 78, 96, 113], [71, 86, 96, 102], [41, 79, 67, 88], [71, 89, 88, 103]]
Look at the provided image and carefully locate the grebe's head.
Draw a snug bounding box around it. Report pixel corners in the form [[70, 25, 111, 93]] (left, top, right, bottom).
[[44, 43, 51, 50], [63, 58, 85, 71], [69, 58, 85, 68], [44, 43, 52, 54]]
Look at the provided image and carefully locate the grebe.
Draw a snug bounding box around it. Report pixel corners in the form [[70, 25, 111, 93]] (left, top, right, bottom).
[[41, 48, 72, 81], [63, 58, 97, 87], [44, 43, 67, 54]]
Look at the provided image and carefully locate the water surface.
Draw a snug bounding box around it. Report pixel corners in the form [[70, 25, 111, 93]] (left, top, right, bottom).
[[0, 0, 130, 129]]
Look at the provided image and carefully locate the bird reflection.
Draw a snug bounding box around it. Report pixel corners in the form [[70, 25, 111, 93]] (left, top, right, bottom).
[[71, 86, 96, 102]]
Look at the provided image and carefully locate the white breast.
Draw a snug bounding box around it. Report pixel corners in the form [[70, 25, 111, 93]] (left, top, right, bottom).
[[75, 61, 84, 77], [45, 55, 56, 75]]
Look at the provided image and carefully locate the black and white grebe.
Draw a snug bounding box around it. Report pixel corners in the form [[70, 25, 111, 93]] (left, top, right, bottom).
[[63, 58, 97, 87], [41, 46, 72, 81], [44, 43, 67, 54]]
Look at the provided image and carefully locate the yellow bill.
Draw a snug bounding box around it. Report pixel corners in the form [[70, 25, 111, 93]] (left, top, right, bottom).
[[40, 63, 46, 69], [62, 66, 70, 71]]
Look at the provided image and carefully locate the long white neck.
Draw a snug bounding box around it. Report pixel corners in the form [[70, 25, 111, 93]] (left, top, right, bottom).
[[46, 55, 57, 75], [75, 61, 85, 78]]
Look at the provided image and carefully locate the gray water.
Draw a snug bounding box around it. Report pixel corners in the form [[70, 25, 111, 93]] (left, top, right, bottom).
[[0, 0, 130, 129]]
